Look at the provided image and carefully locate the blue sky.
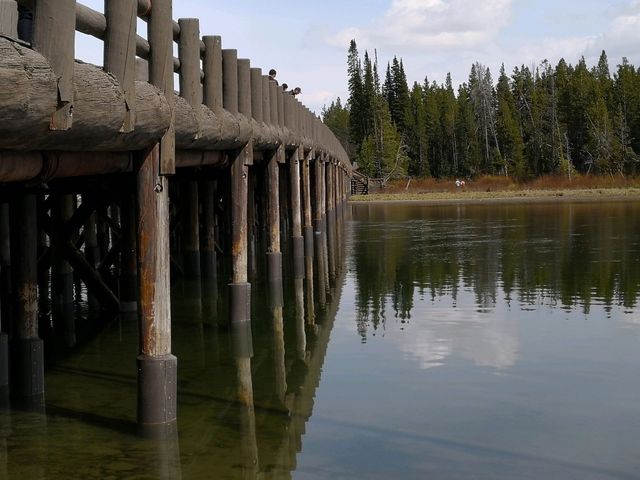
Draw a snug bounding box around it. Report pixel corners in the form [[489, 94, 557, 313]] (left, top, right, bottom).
[[75, 0, 640, 113]]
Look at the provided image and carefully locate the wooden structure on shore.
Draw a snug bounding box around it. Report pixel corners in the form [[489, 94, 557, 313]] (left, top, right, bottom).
[[0, 0, 350, 428]]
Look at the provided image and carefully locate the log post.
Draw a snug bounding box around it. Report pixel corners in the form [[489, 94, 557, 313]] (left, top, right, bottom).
[[0, 204, 11, 338], [201, 180, 217, 280], [10, 194, 43, 398], [203, 35, 223, 112], [135, 146, 176, 426], [313, 155, 326, 307], [52, 195, 74, 311], [148, 0, 175, 174], [137, 0, 176, 427], [302, 152, 315, 323], [223, 49, 251, 325], [84, 211, 101, 311], [286, 96, 304, 280], [32, 0, 75, 130], [0, 0, 18, 38], [119, 189, 138, 312], [326, 160, 337, 283], [104, 0, 137, 132], [201, 36, 222, 283], [0, 204, 8, 393]]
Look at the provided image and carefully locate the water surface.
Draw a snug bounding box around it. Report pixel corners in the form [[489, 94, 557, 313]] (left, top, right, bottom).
[[3, 201, 640, 479]]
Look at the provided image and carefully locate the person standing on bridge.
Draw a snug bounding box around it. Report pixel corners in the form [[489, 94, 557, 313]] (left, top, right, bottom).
[[269, 68, 278, 85]]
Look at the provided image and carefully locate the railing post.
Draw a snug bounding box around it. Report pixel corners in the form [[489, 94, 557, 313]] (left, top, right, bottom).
[[137, 0, 176, 427], [0, 0, 18, 38], [32, 0, 75, 130], [149, 0, 175, 175], [104, 0, 137, 132]]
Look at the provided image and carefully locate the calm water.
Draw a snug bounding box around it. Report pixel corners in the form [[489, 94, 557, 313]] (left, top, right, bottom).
[[3, 201, 640, 479]]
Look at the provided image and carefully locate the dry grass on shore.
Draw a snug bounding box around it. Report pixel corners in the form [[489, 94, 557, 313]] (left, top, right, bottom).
[[352, 175, 640, 203]]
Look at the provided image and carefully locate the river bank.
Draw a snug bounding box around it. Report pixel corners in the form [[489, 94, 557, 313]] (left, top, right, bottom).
[[349, 187, 640, 205]]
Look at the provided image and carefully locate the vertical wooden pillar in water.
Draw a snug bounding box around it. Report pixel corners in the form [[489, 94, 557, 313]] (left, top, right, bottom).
[[223, 49, 252, 326], [137, 0, 176, 426], [286, 97, 305, 280], [326, 160, 337, 284], [314, 156, 327, 307], [10, 195, 43, 398], [302, 151, 315, 323], [84, 211, 101, 311], [0, 204, 10, 394], [52, 196, 74, 312]]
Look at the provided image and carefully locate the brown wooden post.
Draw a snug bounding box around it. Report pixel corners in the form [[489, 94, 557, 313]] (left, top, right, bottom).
[[0, 1, 18, 37], [10, 194, 43, 398], [32, 0, 75, 130], [137, 0, 176, 427], [223, 49, 252, 325], [0, 204, 7, 391], [178, 18, 202, 290], [201, 180, 217, 280], [119, 189, 138, 312], [302, 151, 315, 323], [326, 160, 337, 283], [149, 0, 175, 175], [203, 35, 223, 112], [202, 35, 222, 282], [286, 96, 304, 280], [313, 155, 327, 307], [104, 0, 137, 132], [135, 146, 176, 426], [52, 195, 74, 311], [84, 210, 101, 311]]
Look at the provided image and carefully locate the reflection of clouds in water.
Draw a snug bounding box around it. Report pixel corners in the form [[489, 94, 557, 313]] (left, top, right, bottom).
[[393, 303, 519, 370]]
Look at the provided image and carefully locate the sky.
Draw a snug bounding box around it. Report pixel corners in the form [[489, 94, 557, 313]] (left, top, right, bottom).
[[75, 0, 640, 114]]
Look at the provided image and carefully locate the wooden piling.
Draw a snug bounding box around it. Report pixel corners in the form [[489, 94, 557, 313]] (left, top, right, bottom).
[[119, 190, 138, 312], [84, 211, 101, 310], [52, 195, 75, 310], [326, 161, 337, 283], [135, 146, 176, 426], [0, 203, 7, 391], [10, 194, 43, 398], [223, 49, 251, 324], [32, 0, 75, 130], [201, 181, 217, 280], [137, 0, 177, 426], [302, 153, 315, 323]]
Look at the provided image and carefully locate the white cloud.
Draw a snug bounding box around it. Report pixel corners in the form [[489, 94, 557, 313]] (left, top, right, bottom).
[[328, 0, 513, 51]]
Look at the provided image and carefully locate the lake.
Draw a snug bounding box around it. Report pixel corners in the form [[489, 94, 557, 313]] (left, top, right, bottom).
[[3, 200, 640, 479]]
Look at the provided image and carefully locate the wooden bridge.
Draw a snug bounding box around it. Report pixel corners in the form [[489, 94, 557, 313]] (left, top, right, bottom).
[[0, 0, 351, 428]]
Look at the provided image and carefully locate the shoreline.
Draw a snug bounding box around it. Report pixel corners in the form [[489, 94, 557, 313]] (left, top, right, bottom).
[[348, 188, 640, 205]]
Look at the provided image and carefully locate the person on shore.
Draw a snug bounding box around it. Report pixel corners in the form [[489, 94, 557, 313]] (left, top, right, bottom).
[[455, 179, 461, 188]]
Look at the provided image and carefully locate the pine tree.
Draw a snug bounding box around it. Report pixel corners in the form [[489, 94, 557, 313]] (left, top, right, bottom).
[[496, 65, 525, 177], [347, 40, 365, 152]]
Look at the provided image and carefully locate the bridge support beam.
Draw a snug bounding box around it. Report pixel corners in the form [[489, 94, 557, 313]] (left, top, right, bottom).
[[135, 146, 176, 426], [266, 147, 284, 307], [290, 148, 305, 280], [302, 152, 315, 323], [120, 189, 138, 312], [201, 180, 217, 280], [326, 160, 337, 284], [10, 194, 44, 399]]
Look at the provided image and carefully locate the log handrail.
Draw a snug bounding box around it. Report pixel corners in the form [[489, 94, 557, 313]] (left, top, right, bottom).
[[9, 0, 351, 173]]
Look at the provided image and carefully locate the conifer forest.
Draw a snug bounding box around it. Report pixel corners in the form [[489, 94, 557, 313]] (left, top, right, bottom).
[[323, 40, 640, 181]]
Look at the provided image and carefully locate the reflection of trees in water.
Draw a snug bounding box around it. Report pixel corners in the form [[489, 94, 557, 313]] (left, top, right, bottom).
[[351, 203, 640, 339]]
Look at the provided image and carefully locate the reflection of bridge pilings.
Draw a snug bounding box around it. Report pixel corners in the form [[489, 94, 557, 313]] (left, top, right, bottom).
[[140, 423, 183, 480], [233, 321, 259, 477]]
